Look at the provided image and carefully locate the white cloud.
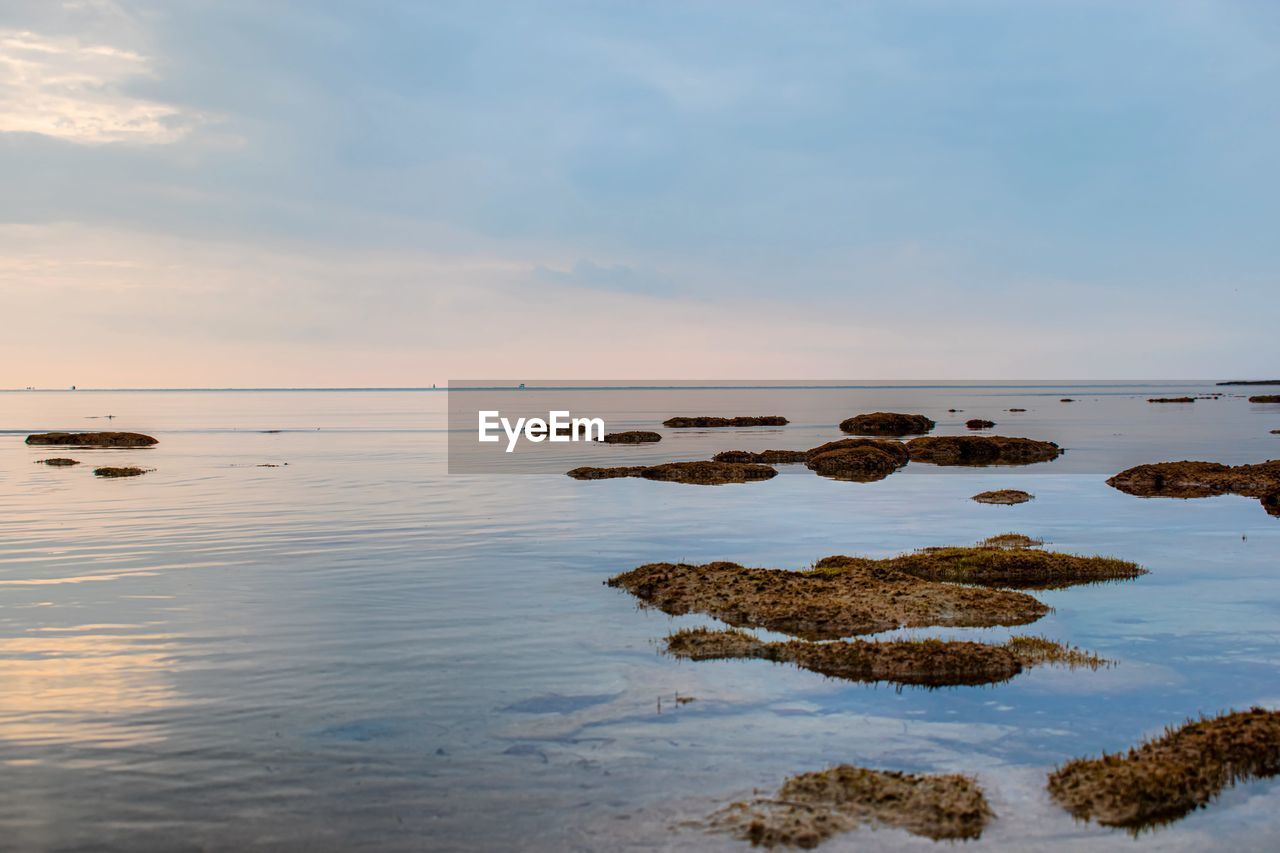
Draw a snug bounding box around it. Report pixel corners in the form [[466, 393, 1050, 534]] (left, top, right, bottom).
[[0, 28, 203, 144]]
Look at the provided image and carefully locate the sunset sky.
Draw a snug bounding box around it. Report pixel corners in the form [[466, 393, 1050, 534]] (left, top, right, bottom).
[[2, 1, 1277, 387]]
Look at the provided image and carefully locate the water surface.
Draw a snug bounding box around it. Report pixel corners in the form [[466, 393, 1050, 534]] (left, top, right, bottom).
[[2, 383, 1278, 851]]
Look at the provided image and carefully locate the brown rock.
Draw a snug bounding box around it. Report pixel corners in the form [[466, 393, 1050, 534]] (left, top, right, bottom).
[[1249, 395, 1280, 403], [1148, 397, 1195, 403], [663, 416, 788, 428], [1107, 459, 1280, 517], [712, 449, 808, 464], [906, 435, 1061, 466], [36, 458, 80, 466], [839, 412, 934, 436], [601, 431, 661, 444], [93, 466, 148, 478], [1048, 708, 1280, 830], [805, 446, 900, 482], [568, 461, 776, 485], [26, 431, 157, 447], [972, 489, 1033, 505], [966, 419, 996, 429], [606, 559, 1049, 640], [710, 764, 992, 846]]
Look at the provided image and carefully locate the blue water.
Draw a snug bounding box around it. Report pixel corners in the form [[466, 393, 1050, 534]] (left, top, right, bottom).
[[1, 383, 1278, 851]]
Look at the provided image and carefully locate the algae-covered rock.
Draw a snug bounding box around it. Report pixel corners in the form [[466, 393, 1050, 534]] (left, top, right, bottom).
[[979, 533, 1044, 549], [1148, 397, 1195, 403], [805, 437, 910, 465], [972, 489, 1033, 505], [712, 449, 808, 464], [1107, 459, 1280, 518], [665, 627, 1102, 688], [839, 412, 934, 436], [568, 461, 776, 484], [602, 431, 661, 444], [907, 435, 1061, 466], [640, 461, 777, 484], [966, 419, 996, 429], [805, 446, 900, 482], [93, 466, 148, 478], [607, 560, 1048, 639], [663, 416, 788, 428], [814, 542, 1144, 589], [1249, 395, 1280, 403], [36, 458, 80, 466], [1047, 708, 1280, 830], [710, 764, 993, 846], [27, 431, 157, 447]]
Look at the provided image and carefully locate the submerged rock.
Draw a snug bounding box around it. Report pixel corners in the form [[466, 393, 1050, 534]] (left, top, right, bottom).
[[906, 435, 1062, 466], [1008, 407, 1027, 412], [966, 419, 996, 429], [805, 437, 910, 465], [1060, 398, 1075, 402], [1148, 397, 1195, 403], [601, 431, 661, 444], [26, 431, 157, 447], [972, 489, 1033, 505], [665, 627, 1104, 688], [568, 461, 776, 485], [93, 466, 148, 478], [839, 412, 934, 436], [979, 532, 1044, 549], [1047, 708, 1280, 830], [1107, 459, 1280, 518], [710, 764, 993, 846], [663, 416, 788, 428], [606, 559, 1048, 640], [815, 543, 1144, 590], [1249, 395, 1280, 403], [36, 458, 80, 466], [712, 449, 808, 464], [805, 446, 901, 482]]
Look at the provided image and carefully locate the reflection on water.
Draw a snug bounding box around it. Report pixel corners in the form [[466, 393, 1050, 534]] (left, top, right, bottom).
[[0, 384, 1278, 850]]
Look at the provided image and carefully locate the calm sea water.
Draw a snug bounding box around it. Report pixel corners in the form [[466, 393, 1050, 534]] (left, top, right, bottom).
[[2, 383, 1279, 852]]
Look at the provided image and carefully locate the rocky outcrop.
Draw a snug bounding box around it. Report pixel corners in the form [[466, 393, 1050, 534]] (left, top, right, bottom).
[[906, 435, 1062, 466], [839, 412, 934, 436], [663, 416, 788, 428], [1107, 459, 1280, 518], [601, 431, 661, 444], [27, 431, 157, 447]]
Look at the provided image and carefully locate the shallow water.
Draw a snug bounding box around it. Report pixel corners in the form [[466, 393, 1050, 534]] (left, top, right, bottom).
[[2, 383, 1279, 851]]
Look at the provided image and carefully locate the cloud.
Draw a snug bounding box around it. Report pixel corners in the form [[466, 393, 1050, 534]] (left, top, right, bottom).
[[0, 28, 205, 144]]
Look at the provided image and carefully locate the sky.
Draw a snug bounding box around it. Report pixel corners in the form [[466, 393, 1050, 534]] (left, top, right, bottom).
[[1, 0, 1277, 387]]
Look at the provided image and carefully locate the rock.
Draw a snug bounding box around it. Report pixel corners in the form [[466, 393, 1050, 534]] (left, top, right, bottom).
[[805, 438, 910, 465], [1047, 708, 1280, 830], [1007, 408, 1027, 412], [1249, 395, 1280, 403], [662, 416, 788, 428], [805, 446, 901, 482], [1148, 397, 1195, 403], [26, 431, 157, 447], [601, 431, 661, 444], [1060, 398, 1075, 402], [1218, 380, 1280, 385], [565, 466, 649, 480], [906, 435, 1062, 466], [972, 489, 1033, 505], [966, 419, 996, 429], [36, 458, 80, 466], [708, 764, 993, 846], [606, 559, 1049, 640], [640, 461, 777, 484], [665, 627, 1104, 688], [567, 461, 777, 485], [1107, 459, 1280, 518], [839, 412, 934, 436], [93, 466, 148, 478], [711, 449, 808, 464], [979, 533, 1043, 549], [814, 541, 1145, 590]]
